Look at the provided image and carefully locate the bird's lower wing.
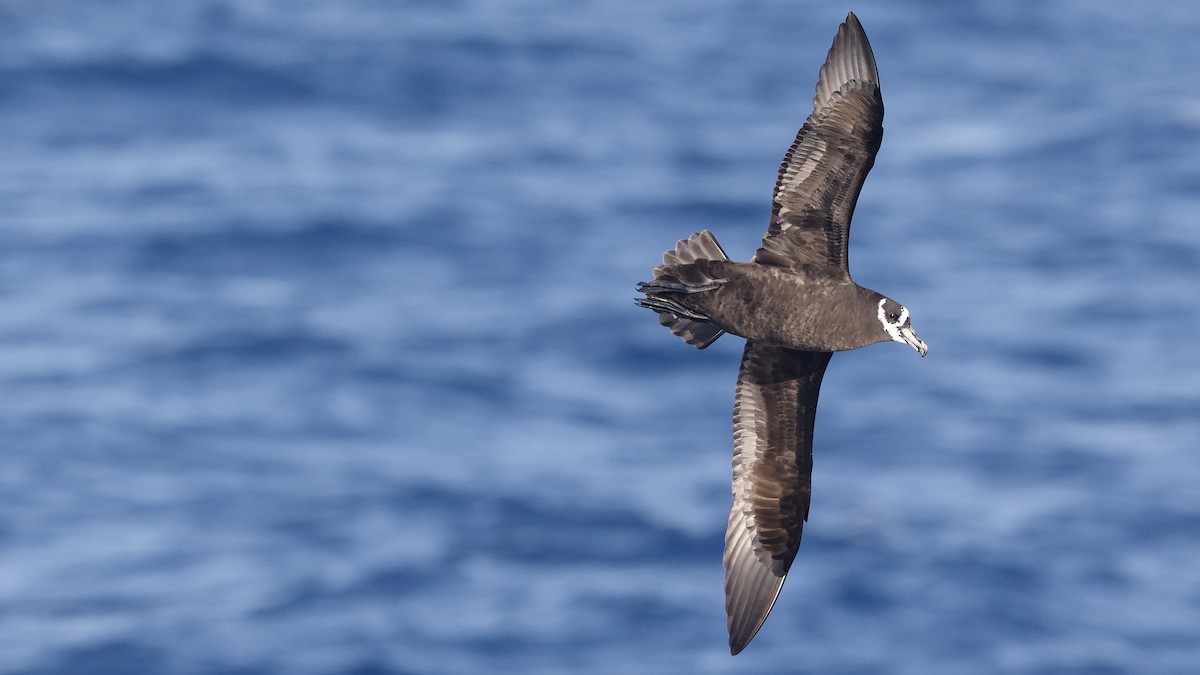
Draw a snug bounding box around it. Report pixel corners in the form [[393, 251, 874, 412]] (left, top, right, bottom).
[[725, 343, 832, 654]]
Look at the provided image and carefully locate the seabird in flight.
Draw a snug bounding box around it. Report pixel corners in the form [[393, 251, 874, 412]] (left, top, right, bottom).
[[636, 12, 927, 654]]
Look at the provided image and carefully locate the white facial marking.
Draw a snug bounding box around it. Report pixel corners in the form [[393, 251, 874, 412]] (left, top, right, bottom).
[[877, 298, 902, 341]]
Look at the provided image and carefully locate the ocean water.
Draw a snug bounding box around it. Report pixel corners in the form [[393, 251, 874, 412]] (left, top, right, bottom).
[[1, 1, 1198, 673]]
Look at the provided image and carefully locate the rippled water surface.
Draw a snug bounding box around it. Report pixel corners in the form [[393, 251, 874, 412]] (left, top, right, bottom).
[[1, 1, 1198, 673]]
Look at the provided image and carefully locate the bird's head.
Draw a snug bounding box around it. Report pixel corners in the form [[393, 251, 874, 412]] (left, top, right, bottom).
[[876, 297, 927, 356]]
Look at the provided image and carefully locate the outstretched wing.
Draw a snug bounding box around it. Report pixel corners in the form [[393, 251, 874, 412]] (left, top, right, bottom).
[[754, 12, 884, 279], [724, 343, 832, 654]]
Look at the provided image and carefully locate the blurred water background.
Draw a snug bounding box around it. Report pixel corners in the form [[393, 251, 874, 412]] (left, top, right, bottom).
[[1, 0, 1198, 673]]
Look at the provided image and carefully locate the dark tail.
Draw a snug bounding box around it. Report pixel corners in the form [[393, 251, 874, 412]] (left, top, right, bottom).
[[635, 230, 730, 349]]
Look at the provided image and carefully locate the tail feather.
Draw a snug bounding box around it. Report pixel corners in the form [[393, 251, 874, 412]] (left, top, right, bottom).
[[661, 313, 725, 349], [660, 229, 730, 269], [638, 230, 732, 350], [636, 279, 721, 295], [635, 295, 709, 321]]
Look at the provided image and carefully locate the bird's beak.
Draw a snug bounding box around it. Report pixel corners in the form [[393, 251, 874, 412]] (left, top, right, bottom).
[[898, 326, 928, 357]]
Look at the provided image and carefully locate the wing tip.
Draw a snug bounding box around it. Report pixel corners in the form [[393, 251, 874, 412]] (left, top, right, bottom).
[[842, 12, 867, 42], [724, 505, 791, 656], [726, 573, 788, 655], [813, 11, 880, 112]]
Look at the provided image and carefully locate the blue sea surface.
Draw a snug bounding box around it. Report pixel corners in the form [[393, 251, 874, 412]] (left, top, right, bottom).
[[1, 1, 1198, 673]]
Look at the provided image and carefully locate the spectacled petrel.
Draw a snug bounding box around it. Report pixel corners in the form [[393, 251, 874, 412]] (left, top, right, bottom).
[[636, 12, 928, 655]]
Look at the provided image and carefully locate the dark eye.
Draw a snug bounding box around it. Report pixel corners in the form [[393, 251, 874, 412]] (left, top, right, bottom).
[[888, 313, 900, 322]]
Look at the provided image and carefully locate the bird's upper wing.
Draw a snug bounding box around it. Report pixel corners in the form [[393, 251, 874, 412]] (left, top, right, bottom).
[[724, 343, 832, 655], [754, 12, 884, 279]]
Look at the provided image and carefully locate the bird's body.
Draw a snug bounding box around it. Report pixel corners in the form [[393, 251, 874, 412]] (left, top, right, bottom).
[[647, 259, 894, 352], [635, 13, 928, 655]]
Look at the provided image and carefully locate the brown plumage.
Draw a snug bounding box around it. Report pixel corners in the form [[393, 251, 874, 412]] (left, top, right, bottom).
[[636, 13, 928, 655]]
